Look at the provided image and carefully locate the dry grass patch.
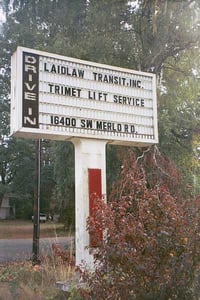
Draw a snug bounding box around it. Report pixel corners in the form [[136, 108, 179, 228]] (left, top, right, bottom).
[[0, 247, 76, 300]]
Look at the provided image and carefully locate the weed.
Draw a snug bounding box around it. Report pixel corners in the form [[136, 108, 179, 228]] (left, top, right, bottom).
[[0, 239, 76, 299]]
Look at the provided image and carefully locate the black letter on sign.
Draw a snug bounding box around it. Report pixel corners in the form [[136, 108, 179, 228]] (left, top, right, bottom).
[[22, 52, 39, 128]]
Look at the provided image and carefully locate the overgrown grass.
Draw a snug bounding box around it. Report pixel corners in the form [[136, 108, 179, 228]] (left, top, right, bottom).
[[0, 242, 77, 300], [0, 222, 78, 299]]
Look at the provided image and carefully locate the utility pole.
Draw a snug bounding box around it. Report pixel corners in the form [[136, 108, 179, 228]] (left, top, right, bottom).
[[32, 139, 41, 265]]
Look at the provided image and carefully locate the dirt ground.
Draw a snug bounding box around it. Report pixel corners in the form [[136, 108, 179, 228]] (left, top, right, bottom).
[[0, 220, 66, 239]]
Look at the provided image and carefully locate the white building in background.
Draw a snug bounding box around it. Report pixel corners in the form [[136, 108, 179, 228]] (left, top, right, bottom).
[[0, 194, 15, 220]]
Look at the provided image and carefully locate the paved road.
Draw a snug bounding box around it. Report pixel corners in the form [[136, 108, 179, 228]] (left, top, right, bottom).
[[0, 237, 74, 263]]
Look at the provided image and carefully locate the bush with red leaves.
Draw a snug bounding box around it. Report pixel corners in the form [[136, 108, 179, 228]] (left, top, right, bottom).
[[79, 148, 200, 300]]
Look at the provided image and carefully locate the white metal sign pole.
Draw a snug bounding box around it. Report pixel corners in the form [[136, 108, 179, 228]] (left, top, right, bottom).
[[72, 138, 107, 268]]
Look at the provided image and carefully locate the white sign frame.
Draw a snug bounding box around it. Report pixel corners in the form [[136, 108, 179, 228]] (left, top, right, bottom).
[[11, 47, 158, 146]]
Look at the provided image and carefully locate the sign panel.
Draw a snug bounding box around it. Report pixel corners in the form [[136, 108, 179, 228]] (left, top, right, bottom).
[[11, 47, 158, 146]]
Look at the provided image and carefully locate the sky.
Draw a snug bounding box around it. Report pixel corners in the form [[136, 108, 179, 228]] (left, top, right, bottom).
[[0, 6, 6, 24]]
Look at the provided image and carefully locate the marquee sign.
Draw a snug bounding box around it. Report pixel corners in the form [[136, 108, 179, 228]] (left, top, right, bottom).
[[11, 47, 158, 146]]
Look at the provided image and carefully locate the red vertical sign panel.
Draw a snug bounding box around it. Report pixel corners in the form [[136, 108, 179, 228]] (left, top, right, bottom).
[[88, 169, 103, 247]]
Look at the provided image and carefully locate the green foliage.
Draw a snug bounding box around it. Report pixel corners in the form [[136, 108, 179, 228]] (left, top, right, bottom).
[[51, 141, 75, 228], [158, 48, 200, 191], [0, 0, 200, 221], [8, 139, 35, 218]]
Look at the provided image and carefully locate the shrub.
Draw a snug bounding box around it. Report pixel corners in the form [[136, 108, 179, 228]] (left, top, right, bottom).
[[79, 148, 200, 300]]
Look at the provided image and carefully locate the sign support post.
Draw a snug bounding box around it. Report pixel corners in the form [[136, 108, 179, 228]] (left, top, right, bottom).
[[72, 138, 107, 268], [11, 47, 158, 268], [32, 139, 41, 265]]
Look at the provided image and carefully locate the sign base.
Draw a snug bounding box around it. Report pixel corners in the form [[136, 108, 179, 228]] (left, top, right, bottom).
[[72, 138, 107, 268]]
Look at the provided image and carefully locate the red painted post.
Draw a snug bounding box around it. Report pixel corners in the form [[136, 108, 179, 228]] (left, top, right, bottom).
[[88, 169, 103, 247]]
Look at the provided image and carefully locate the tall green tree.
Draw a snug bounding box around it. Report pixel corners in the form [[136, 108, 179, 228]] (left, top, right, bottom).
[[0, 0, 200, 221], [82, 0, 200, 192], [51, 141, 75, 227]]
